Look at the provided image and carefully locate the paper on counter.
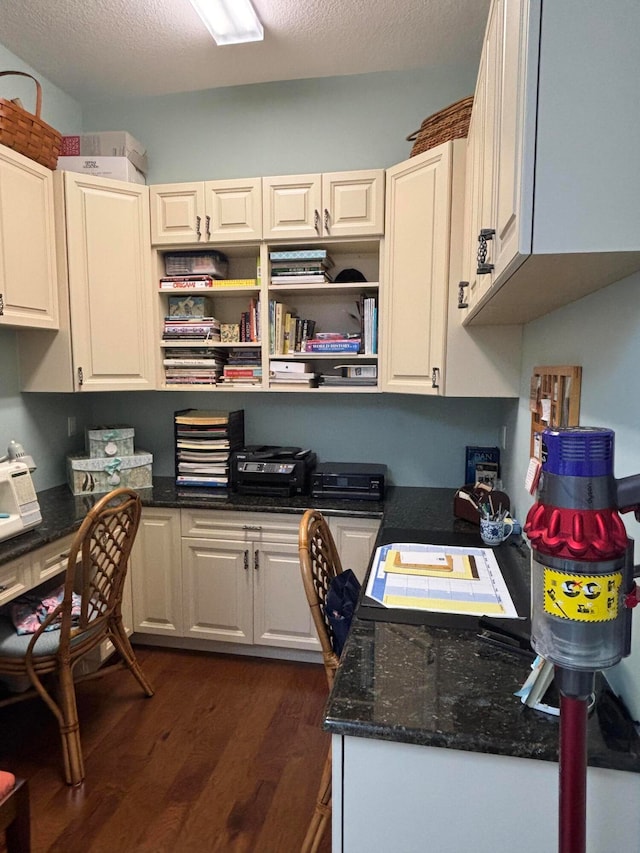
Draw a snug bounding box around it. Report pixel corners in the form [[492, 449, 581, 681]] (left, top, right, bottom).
[[365, 542, 518, 618]]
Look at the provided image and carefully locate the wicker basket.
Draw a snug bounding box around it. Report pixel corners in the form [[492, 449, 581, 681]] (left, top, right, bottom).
[[0, 71, 62, 169], [406, 95, 474, 157]]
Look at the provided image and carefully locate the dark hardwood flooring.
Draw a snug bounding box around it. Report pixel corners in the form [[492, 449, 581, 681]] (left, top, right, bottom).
[[0, 646, 332, 853]]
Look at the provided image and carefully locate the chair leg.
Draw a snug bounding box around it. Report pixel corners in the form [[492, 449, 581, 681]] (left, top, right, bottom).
[[109, 618, 154, 697], [3, 778, 30, 853], [301, 746, 332, 853], [57, 663, 85, 786]]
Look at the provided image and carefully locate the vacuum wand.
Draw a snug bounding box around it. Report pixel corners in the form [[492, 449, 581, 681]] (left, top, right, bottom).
[[524, 427, 640, 853]]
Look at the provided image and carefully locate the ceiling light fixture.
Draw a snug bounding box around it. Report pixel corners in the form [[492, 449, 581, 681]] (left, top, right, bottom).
[[189, 0, 264, 46]]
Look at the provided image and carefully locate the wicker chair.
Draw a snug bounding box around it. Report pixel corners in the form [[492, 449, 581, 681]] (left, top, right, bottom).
[[298, 509, 344, 853], [0, 488, 154, 786]]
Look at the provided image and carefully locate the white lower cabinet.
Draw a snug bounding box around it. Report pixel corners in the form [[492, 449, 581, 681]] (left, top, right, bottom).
[[130, 507, 381, 655], [328, 516, 381, 584]]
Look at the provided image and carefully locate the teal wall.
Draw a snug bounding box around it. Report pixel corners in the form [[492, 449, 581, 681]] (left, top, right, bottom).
[[503, 271, 640, 718], [0, 40, 512, 494], [82, 66, 478, 182]]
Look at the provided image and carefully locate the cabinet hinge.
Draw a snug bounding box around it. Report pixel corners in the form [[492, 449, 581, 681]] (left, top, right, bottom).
[[0, 293, 4, 315], [77, 367, 84, 387], [477, 228, 496, 275], [431, 367, 440, 389], [458, 281, 469, 309]]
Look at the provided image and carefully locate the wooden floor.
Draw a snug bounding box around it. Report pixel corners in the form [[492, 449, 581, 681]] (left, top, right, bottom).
[[0, 646, 333, 853]]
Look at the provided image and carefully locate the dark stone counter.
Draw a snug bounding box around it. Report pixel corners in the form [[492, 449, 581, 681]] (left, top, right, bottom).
[[323, 490, 640, 774], [0, 477, 384, 566]]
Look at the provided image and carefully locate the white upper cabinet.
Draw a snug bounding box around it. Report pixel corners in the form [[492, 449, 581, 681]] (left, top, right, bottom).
[[18, 172, 156, 392], [382, 140, 522, 398], [150, 178, 262, 245], [463, 0, 640, 324], [262, 170, 384, 240], [0, 143, 58, 329]]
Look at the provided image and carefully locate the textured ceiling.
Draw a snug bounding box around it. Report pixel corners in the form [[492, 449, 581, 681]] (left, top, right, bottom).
[[0, 0, 490, 104]]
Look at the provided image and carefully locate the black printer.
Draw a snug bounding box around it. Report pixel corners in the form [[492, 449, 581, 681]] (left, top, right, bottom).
[[231, 446, 317, 496]]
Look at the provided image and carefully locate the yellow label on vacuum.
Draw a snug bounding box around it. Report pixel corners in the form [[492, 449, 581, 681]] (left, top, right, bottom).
[[542, 568, 621, 622]]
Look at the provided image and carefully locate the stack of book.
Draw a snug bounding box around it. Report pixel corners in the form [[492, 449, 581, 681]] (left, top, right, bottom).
[[358, 294, 378, 354], [269, 360, 318, 388], [221, 347, 262, 386], [174, 408, 245, 491], [162, 315, 221, 343], [239, 297, 260, 343], [160, 275, 217, 290], [163, 347, 227, 385], [303, 333, 361, 354], [269, 299, 317, 355], [270, 249, 333, 285], [319, 364, 378, 387]]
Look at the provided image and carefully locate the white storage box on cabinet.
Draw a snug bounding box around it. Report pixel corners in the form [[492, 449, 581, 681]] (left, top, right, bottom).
[[67, 450, 152, 495]]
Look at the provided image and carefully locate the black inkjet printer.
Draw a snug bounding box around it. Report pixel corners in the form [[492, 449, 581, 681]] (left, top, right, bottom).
[[231, 446, 317, 496]]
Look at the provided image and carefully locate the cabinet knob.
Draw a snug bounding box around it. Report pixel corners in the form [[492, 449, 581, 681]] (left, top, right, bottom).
[[458, 281, 469, 309], [314, 209, 321, 235], [196, 215, 202, 239], [324, 208, 330, 234], [477, 228, 495, 275]]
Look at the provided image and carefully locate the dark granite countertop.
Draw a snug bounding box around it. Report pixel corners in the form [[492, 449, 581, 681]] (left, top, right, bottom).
[[0, 476, 385, 566], [323, 491, 640, 775]]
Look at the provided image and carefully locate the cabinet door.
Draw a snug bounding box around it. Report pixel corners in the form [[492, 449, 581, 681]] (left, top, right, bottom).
[[253, 540, 319, 651], [149, 182, 206, 245], [467, 0, 502, 309], [204, 178, 262, 241], [321, 170, 385, 237], [381, 144, 452, 395], [182, 537, 253, 644], [131, 508, 183, 637], [0, 144, 58, 329], [64, 172, 156, 391], [262, 174, 322, 240], [492, 0, 532, 283], [328, 517, 381, 585]]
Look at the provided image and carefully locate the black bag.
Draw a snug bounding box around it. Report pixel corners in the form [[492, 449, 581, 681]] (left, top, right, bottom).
[[325, 569, 361, 656]]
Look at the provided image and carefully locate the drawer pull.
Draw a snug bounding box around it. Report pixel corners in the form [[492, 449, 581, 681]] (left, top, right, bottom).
[[242, 525, 262, 531], [0, 584, 6, 593]]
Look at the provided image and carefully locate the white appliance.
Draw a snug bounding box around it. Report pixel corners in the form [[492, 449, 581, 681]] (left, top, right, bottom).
[[0, 441, 42, 542]]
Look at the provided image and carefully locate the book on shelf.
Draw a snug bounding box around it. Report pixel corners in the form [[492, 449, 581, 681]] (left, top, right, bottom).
[[269, 249, 333, 262], [335, 363, 377, 378], [303, 338, 361, 353], [223, 366, 263, 378], [270, 273, 332, 285], [270, 264, 332, 275], [178, 462, 228, 474], [160, 276, 216, 289], [163, 357, 224, 367], [319, 375, 377, 387], [211, 279, 257, 288]]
